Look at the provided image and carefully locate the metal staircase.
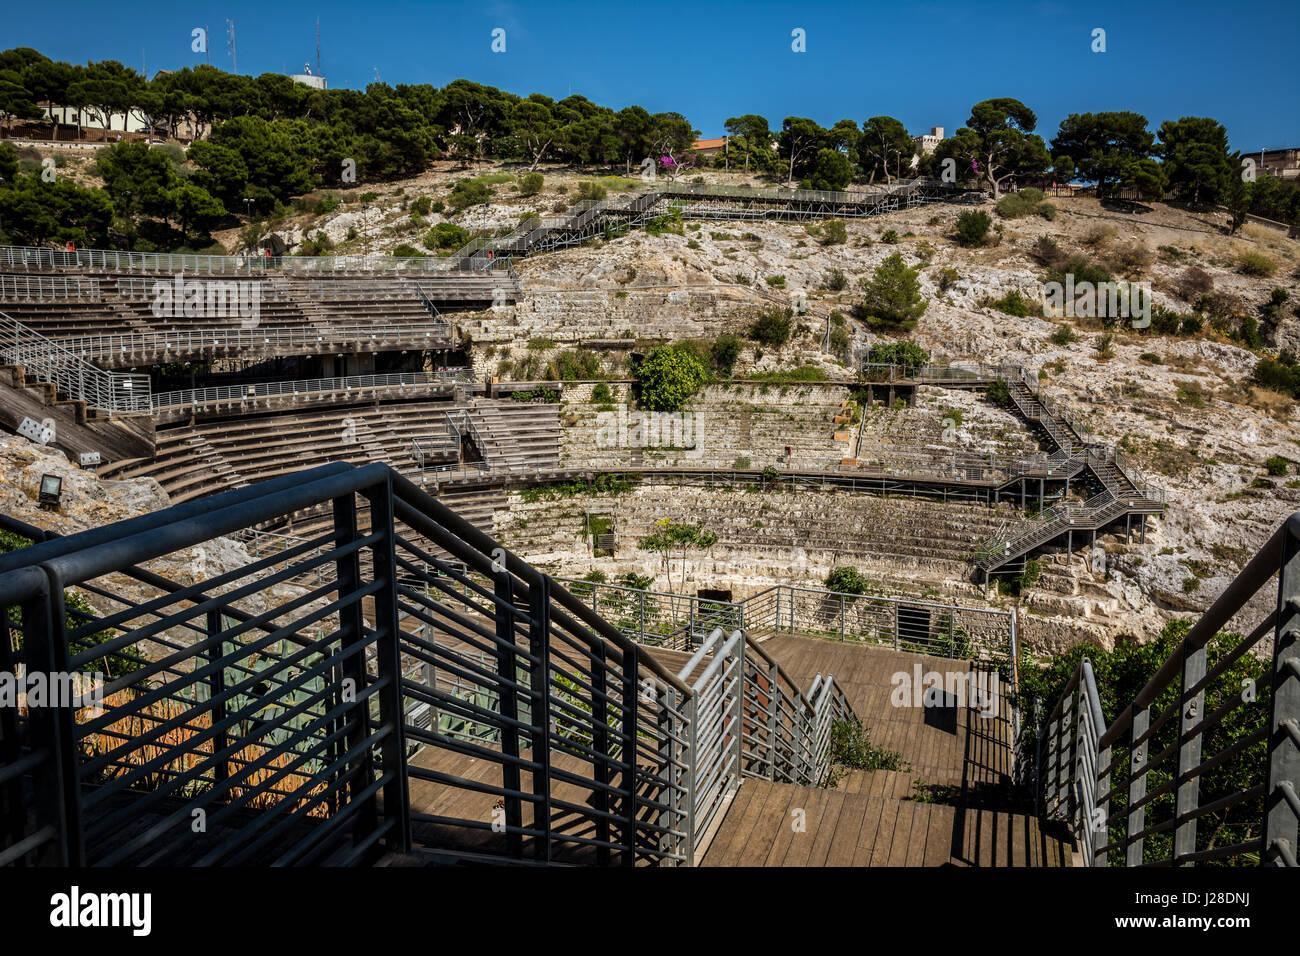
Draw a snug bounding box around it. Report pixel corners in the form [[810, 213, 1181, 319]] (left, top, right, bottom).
[[453, 177, 979, 262]]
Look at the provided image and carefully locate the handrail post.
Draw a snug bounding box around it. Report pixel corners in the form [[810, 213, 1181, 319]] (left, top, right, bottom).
[[528, 574, 553, 863], [491, 565, 525, 858], [1127, 707, 1150, 865], [1265, 516, 1300, 865], [205, 608, 230, 788], [330, 490, 382, 848], [767, 659, 780, 780], [684, 693, 698, 862], [1173, 643, 1207, 864], [1095, 737, 1112, 867]]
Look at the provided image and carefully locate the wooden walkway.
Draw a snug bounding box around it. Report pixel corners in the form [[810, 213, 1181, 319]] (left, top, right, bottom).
[[762, 636, 1014, 791], [701, 636, 1072, 867], [701, 779, 1070, 867]]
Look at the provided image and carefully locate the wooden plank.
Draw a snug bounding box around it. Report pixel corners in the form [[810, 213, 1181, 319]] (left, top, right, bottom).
[[783, 789, 840, 866], [924, 805, 957, 866], [701, 780, 765, 867], [866, 798, 901, 867], [885, 801, 916, 867], [765, 787, 824, 866], [804, 792, 854, 867], [903, 803, 933, 867]]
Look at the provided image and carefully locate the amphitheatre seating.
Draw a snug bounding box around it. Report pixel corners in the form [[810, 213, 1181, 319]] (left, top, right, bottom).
[[468, 400, 561, 472], [0, 299, 150, 340], [514, 486, 1023, 574], [100, 398, 523, 535], [560, 384, 853, 471]]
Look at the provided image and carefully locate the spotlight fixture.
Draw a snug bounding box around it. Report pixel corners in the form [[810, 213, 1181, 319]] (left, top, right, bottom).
[[38, 473, 63, 510]]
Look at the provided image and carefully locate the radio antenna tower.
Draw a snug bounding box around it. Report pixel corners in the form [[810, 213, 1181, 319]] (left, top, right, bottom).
[[316, 18, 322, 77], [226, 19, 237, 73]]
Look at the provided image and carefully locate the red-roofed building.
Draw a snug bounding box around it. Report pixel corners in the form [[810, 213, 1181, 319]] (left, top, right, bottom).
[[692, 137, 728, 159]]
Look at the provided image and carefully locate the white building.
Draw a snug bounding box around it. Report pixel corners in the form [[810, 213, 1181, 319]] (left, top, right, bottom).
[[913, 126, 945, 155]]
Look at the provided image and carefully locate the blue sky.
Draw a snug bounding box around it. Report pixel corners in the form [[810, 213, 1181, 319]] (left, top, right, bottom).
[[6, 0, 1298, 151]]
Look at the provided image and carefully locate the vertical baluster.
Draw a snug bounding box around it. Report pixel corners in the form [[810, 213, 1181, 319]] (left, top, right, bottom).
[[1174, 644, 1207, 864], [1127, 708, 1149, 865]]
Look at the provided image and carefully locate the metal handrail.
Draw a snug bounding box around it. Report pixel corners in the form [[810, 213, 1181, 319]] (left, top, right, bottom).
[[1035, 511, 1300, 866], [0, 274, 102, 299], [738, 583, 1017, 667], [0, 243, 515, 275], [152, 369, 473, 411], [0, 309, 151, 413], [49, 323, 453, 364]]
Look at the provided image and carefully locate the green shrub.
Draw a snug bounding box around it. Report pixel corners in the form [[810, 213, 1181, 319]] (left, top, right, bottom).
[[710, 334, 742, 375], [449, 179, 492, 211], [987, 378, 1011, 407], [765, 274, 786, 288], [858, 253, 927, 330], [590, 382, 613, 404], [955, 210, 991, 247], [391, 243, 425, 257], [825, 566, 868, 594], [1251, 355, 1300, 396], [828, 717, 907, 773], [989, 289, 1035, 317], [518, 172, 544, 196], [820, 218, 847, 245], [1237, 251, 1277, 277], [547, 349, 603, 381], [824, 267, 848, 291], [867, 340, 928, 367], [880, 229, 900, 244], [750, 307, 793, 346], [424, 222, 470, 250], [576, 181, 607, 201], [1049, 324, 1077, 345], [996, 193, 1036, 219], [1264, 456, 1289, 476], [631, 345, 708, 412]]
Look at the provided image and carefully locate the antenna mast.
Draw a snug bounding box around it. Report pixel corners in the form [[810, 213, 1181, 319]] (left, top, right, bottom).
[[226, 19, 237, 74], [316, 18, 322, 77]]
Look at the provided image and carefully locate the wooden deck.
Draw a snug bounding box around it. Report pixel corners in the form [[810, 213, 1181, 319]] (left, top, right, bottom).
[[700, 636, 1072, 867], [762, 636, 1014, 791], [701, 779, 1070, 867]]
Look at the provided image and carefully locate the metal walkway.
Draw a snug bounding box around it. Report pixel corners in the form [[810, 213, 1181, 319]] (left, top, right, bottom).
[[453, 177, 981, 262]]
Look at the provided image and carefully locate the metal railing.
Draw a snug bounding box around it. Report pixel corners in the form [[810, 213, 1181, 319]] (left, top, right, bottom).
[[0, 244, 515, 275], [1034, 511, 1300, 866], [739, 635, 852, 787], [454, 177, 972, 260], [52, 323, 453, 365], [0, 462, 853, 867], [152, 369, 473, 412], [853, 359, 1168, 572], [560, 578, 743, 651], [0, 309, 151, 413], [738, 584, 1018, 669], [0, 274, 102, 300]]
